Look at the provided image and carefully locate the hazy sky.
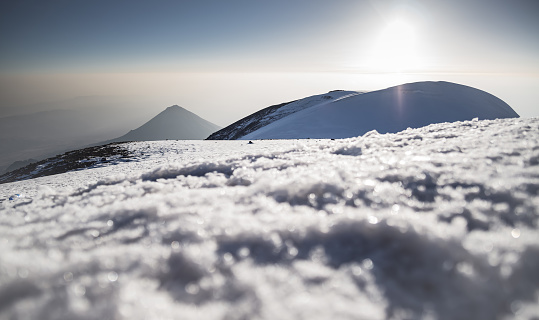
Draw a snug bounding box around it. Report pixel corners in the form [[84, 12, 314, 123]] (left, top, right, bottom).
[[1, 0, 538, 125]]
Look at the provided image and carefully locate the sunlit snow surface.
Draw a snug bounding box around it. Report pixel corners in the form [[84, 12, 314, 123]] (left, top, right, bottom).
[[1, 118, 538, 320]]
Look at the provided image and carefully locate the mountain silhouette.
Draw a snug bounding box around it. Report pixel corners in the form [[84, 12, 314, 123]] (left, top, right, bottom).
[[112, 105, 220, 142]]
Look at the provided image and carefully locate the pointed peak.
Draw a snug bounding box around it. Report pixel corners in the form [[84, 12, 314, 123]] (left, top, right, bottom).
[[160, 105, 189, 115]]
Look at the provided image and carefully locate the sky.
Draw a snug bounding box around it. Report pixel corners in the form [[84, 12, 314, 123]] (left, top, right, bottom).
[[0, 0, 538, 126]]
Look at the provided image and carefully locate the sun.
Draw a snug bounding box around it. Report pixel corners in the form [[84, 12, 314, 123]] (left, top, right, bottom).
[[366, 18, 425, 73]]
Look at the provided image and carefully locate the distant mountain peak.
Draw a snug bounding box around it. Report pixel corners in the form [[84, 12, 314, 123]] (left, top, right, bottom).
[[109, 105, 220, 142]]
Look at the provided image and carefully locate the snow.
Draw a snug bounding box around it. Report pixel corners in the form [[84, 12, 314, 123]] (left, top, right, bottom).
[[239, 81, 519, 140], [207, 90, 362, 140], [1, 117, 538, 320]]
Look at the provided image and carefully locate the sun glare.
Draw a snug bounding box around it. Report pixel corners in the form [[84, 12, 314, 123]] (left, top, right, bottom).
[[366, 18, 426, 73]]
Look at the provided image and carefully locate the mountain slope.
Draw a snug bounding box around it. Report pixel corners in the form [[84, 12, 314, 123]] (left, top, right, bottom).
[[206, 90, 361, 140], [209, 81, 519, 140], [0, 104, 153, 173], [0, 143, 132, 184], [111, 105, 220, 142]]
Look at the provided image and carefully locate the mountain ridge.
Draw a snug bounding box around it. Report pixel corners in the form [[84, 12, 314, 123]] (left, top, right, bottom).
[[206, 90, 359, 140], [208, 81, 519, 140]]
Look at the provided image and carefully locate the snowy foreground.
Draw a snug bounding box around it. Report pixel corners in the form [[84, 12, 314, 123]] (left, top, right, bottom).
[[1, 118, 538, 320]]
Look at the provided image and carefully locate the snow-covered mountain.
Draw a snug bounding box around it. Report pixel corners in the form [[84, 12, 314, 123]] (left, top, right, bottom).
[[206, 90, 359, 140], [208, 81, 519, 140], [110, 105, 220, 142], [1, 117, 538, 319]]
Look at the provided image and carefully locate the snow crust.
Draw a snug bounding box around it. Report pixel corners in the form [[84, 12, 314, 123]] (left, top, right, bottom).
[[1, 118, 538, 320]]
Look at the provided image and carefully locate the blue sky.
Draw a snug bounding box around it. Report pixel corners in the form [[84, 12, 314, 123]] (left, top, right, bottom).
[[0, 0, 538, 123], [0, 0, 360, 72]]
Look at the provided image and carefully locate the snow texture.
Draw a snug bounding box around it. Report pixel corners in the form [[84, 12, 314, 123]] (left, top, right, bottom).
[[1, 117, 538, 320]]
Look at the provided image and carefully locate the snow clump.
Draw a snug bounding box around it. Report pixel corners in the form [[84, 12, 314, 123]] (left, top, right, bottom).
[[0, 117, 538, 320]]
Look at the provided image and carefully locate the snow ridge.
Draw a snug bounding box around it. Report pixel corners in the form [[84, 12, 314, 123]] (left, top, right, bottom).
[[211, 81, 519, 140], [206, 90, 358, 140]]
